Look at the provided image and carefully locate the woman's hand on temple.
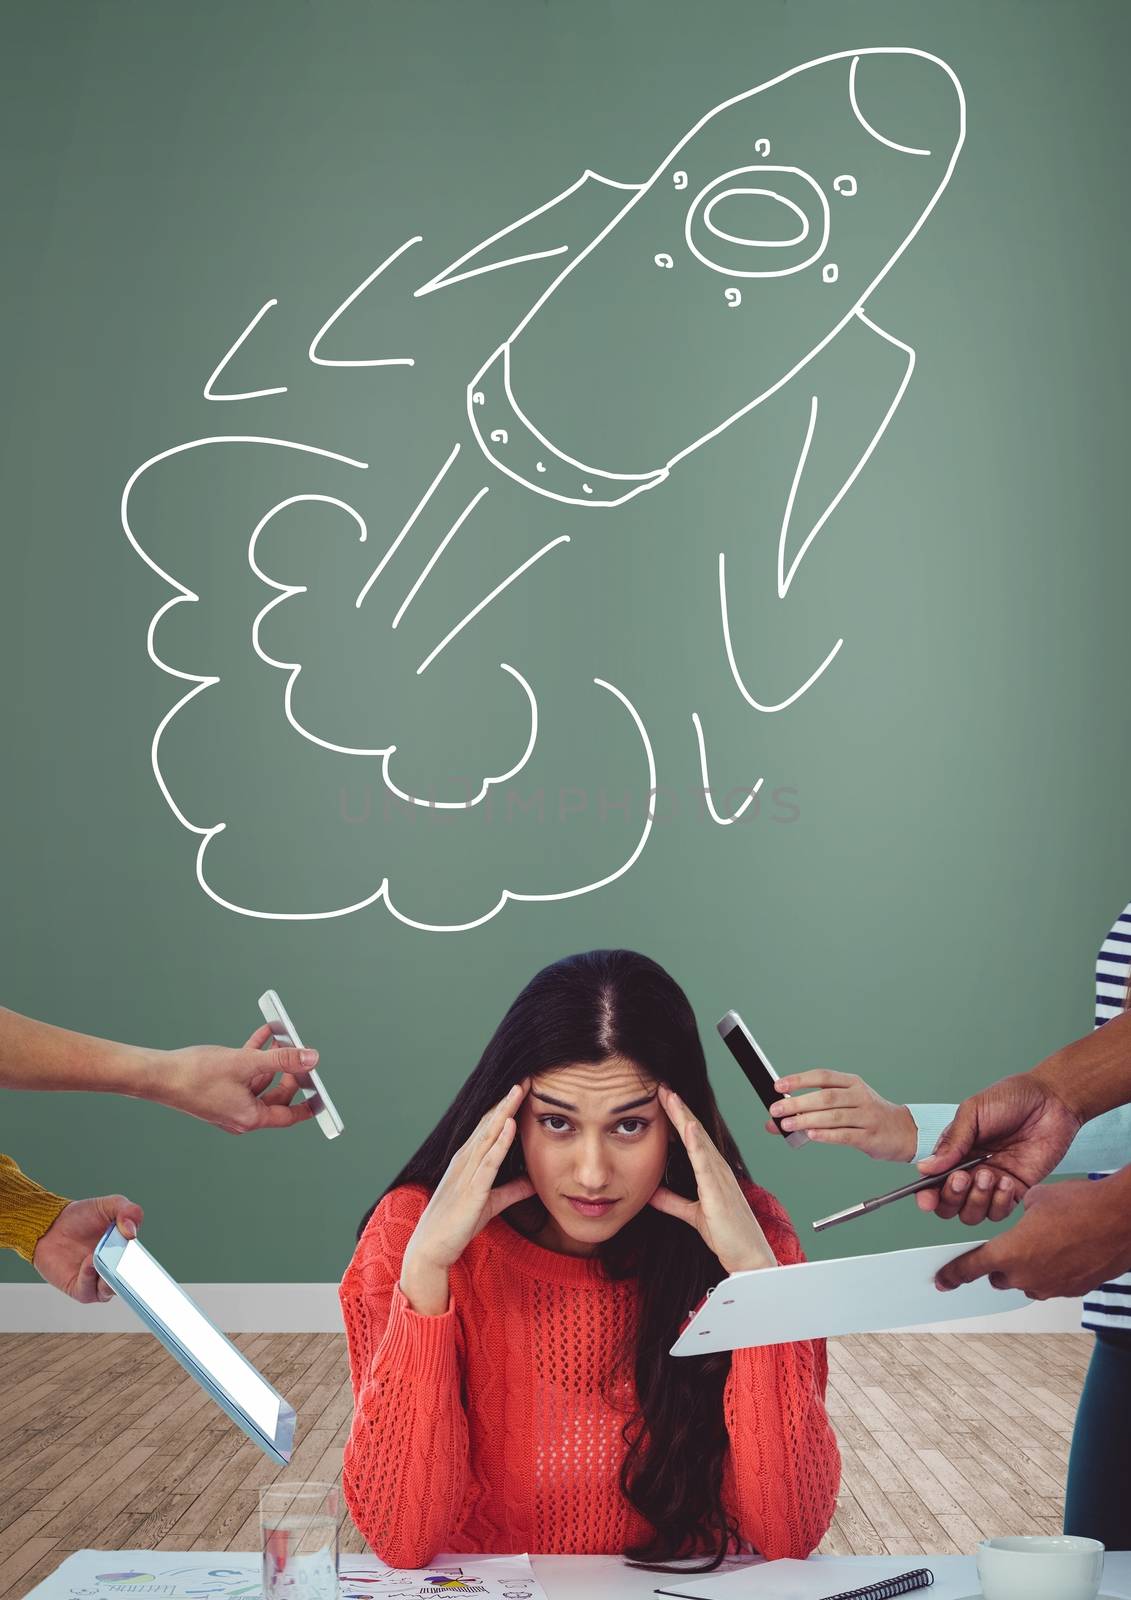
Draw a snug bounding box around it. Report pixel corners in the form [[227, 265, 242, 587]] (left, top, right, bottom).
[[764, 1070, 918, 1163], [403, 1079, 535, 1274], [649, 1085, 776, 1274]]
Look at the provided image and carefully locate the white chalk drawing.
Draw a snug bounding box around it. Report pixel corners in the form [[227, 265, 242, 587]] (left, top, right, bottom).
[[686, 166, 830, 278], [692, 711, 763, 824], [309, 236, 421, 368], [121, 439, 656, 931], [203, 299, 287, 401], [123, 47, 964, 926], [704, 188, 810, 249], [849, 55, 932, 156]]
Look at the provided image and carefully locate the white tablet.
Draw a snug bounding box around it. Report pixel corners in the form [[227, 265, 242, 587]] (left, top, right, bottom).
[[258, 988, 344, 1139], [93, 1224, 296, 1465], [669, 1240, 1030, 1355]]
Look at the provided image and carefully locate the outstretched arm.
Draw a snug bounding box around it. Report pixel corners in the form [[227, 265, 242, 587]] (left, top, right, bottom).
[[909, 1097, 1131, 1177], [1032, 1007, 1131, 1123], [916, 1008, 1131, 1221], [0, 1153, 144, 1304], [0, 1152, 71, 1264], [0, 1007, 318, 1133]]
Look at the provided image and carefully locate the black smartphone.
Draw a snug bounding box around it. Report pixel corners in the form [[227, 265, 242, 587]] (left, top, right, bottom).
[[716, 1010, 809, 1149]]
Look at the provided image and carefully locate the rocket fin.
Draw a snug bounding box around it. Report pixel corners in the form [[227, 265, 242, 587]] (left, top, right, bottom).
[[718, 307, 916, 714], [414, 169, 642, 299], [775, 309, 916, 601]]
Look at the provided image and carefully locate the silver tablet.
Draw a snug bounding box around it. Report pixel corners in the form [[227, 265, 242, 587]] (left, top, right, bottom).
[[93, 1224, 296, 1465]]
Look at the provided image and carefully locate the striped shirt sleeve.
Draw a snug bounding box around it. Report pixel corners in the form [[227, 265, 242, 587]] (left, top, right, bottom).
[[1083, 900, 1131, 1330]]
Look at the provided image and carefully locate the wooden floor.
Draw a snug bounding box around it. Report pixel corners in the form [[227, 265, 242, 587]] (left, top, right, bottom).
[[0, 1331, 1091, 1598]]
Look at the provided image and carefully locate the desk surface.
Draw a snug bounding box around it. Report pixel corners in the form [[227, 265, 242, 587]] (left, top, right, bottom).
[[526, 1551, 1131, 1598], [28, 1550, 1131, 1600]]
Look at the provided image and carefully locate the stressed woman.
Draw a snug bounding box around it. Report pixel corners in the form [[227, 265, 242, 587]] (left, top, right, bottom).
[[339, 949, 840, 1572]]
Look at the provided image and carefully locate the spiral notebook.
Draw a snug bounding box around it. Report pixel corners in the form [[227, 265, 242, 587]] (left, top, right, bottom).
[[654, 1556, 933, 1599]]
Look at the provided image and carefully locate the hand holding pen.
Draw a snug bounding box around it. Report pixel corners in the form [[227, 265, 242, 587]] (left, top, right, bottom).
[[806, 1085, 1078, 1234], [762, 1068, 1027, 1227], [717, 1009, 1058, 1233], [913, 1070, 1082, 1224], [812, 1154, 998, 1232]]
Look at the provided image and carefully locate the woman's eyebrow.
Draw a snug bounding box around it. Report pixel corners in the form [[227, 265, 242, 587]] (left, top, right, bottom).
[[531, 1090, 658, 1114]]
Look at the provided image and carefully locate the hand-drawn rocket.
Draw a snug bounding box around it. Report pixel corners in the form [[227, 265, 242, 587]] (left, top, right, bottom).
[[121, 47, 966, 929], [426, 47, 964, 508]]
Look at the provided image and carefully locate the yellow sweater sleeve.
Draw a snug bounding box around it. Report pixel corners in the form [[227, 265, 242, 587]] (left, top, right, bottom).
[[0, 1153, 70, 1263]]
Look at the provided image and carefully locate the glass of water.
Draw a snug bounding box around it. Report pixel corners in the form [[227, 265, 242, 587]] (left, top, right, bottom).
[[259, 1481, 339, 1600]]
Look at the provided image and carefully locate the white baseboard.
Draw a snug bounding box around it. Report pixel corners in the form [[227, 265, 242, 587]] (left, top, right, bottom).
[[0, 1283, 345, 1334], [0, 1284, 1087, 1335], [897, 1296, 1086, 1333]]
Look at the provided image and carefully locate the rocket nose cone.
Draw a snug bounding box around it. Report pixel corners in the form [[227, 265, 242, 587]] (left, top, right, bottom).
[[848, 49, 963, 161]]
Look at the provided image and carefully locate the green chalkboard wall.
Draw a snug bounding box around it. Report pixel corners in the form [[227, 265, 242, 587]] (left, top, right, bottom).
[[3, 0, 1130, 1285]]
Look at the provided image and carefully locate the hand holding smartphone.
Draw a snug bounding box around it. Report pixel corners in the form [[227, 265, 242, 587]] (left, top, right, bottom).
[[258, 989, 344, 1140], [716, 1010, 809, 1149]]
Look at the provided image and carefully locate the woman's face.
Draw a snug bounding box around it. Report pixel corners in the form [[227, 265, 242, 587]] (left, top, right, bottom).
[[516, 1055, 672, 1256]]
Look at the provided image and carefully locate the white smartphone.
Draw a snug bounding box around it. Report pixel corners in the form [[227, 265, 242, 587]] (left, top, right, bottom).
[[716, 1009, 809, 1150], [258, 988, 344, 1139]]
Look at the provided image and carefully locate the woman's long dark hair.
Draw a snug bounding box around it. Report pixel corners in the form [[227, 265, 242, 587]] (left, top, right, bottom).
[[358, 949, 756, 1574]]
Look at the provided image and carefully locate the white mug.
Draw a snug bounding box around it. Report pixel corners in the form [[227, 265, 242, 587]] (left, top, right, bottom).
[[976, 1534, 1105, 1600]]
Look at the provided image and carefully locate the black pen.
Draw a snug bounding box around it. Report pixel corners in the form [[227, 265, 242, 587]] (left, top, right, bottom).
[[812, 1154, 993, 1232]]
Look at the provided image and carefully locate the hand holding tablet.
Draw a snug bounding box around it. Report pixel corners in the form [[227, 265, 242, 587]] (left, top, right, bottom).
[[83, 990, 337, 1458]]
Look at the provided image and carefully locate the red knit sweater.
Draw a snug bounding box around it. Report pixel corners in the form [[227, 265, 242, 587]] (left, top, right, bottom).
[[340, 1180, 840, 1568]]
